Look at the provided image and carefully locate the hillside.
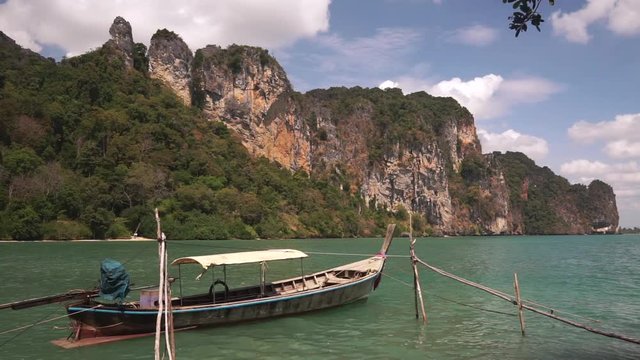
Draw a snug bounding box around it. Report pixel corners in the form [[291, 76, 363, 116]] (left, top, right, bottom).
[[0, 17, 619, 239], [0, 24, 396, 240]]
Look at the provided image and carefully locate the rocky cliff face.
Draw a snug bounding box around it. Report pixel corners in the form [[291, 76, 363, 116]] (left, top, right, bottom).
[[104, 16, 134, 69], [490, 152, 619, 234], [148, 29, 193, 105], [130, 18, 618, 235], [188, 45, 311, 171]]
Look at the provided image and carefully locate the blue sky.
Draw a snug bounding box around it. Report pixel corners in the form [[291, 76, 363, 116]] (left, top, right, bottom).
[[1, 0, 639, 226]]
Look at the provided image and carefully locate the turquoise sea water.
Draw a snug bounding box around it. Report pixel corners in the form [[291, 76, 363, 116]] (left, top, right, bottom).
[[1, 235, 639, 359]]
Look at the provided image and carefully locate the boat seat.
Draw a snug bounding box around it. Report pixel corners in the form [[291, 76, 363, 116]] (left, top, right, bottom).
[[325, 274, 351, 285]]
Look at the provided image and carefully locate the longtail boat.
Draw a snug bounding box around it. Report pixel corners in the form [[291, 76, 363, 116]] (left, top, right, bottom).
[[61, 224, 396, 342]]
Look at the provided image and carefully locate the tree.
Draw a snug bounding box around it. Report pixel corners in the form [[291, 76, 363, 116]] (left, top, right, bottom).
[[503, 0, 555, 37], [3, 147, 43, 175], [9, 205, 42, 240], [81, 206, 114, 239]]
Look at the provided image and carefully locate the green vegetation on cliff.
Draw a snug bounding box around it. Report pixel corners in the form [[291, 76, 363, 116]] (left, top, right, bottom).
[[0, 33, 396, 240], [303, 87, 471, 165], [493, 151, 618, 234]]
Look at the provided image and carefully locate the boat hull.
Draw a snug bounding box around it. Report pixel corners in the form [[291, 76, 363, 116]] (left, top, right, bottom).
[[67, 272, 380, 336]]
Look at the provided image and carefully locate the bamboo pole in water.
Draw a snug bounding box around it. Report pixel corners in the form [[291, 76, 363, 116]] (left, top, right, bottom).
[[521, 303, 640, 345], [409, 213, 427, 324], [514, 273, 525, 336], [416, 257, 640, 346]]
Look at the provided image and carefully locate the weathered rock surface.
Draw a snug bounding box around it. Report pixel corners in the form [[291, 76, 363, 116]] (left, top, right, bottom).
[[134, 20, 619, 235], [104, 16, 134, 69], [148, 29, 193, 105], [191, 45, 311, 171]]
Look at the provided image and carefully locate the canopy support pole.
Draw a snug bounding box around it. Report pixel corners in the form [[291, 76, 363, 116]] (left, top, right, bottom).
[[178, 265, 183, 306], [300, 258, 305, 289], [260, 262, 266, 296]]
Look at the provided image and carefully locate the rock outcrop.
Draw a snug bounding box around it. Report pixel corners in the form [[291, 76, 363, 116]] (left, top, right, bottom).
[[148, 29, 193, 105], [489, 152, 619, 234], [191, 45, 311, 171], [118, 18, 618, 235], [104, 16, 135, 69]]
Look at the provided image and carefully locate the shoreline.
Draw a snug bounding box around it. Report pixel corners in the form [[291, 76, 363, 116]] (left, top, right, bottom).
[[0, 237, 155, 243]]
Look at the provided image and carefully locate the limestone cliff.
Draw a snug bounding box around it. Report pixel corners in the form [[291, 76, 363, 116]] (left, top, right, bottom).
[[103, 16, 134, 69], [189, 45, 311, 171], [299, 88, 491, 234], [136, 20, 618, 235], [490, 152, 619, 234], [148, 29, 193, 105]]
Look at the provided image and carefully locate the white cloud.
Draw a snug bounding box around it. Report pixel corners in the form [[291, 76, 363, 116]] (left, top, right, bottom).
[[448, 25, 498, 47], [426, 74, 561, 120], [608, 0, 640, 36], [568, 113, 640, 144], [560, 159, 611, 176], [563, 113, 640, 226], [604, 140, 640, 159], [551, 0, 640, 43], [380, 74, 561, 120], [477, 129, 549, 163], [559, 159, 640, 226], [0, 0, 330, 56], [568, 113, 640, 164], [561, 159, 640, 182], [378, 80, 399, 90], [313, 27, 423, 73], [283, 27, 424, 90]]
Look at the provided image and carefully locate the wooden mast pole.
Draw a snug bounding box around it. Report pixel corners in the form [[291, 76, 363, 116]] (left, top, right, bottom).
[[410, 212, 427, 324], [154, 209, 175, 360], [514, 273, 525, 336], [154, 208, 165, 360]]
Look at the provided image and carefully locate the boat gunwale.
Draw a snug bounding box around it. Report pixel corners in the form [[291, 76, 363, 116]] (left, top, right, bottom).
[[68, 255, 386, 314], [68, 270, 380, 315]]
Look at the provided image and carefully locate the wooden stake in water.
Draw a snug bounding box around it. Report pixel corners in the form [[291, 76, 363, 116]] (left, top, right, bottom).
[[409, 213, 427, 324], [514, 273, 525, 336]]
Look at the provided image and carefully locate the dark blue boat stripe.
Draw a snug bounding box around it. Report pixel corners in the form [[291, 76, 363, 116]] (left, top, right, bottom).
[[68, 273, 379, 315]]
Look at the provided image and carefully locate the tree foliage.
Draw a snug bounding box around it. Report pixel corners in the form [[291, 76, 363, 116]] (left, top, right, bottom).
[[504, 0, 555, 37], [0, 36, 397, 240]]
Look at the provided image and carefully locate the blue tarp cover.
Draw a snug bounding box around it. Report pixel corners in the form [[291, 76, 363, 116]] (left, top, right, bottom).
[[99, 259, 130, 302]]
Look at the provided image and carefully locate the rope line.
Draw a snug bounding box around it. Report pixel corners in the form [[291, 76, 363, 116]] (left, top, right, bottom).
[[306, 251, 409, 258], [0, 309, 55, 349], [0, 304, 103, 336], [381, 272, 516, 317], [520, 298, 601, 323], [385, 261, 601, 324], [169, 242, 411, 258], [415, 257, 640, 346], [171, 241, 410, 259]]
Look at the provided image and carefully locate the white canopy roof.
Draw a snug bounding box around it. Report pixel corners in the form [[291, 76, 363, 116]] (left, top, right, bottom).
[[171, 249, 308, 269]]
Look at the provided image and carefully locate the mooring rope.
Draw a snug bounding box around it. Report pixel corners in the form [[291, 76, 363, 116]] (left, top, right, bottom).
[[385, 260, 600, 324], [415, 257, 640, 346], [0, 304, 104, 350], [306, 251, 409, 258], [415, 258, 513, 301], [381, 271, 516, 317], [0, 304, 103, 336], [520, 298, 601, 323], [169, 241, 411, 259]]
